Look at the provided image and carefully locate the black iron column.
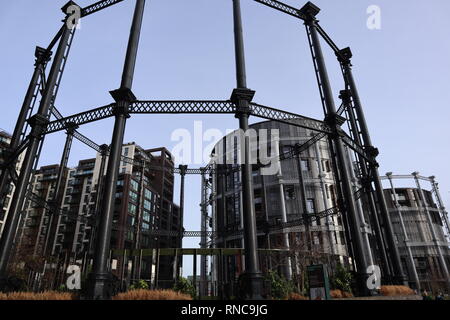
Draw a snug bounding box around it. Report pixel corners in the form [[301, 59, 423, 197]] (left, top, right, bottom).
[[0, 47, 51, 206], [0, 7, 75, 290], [43, 123, 78, 256], [88, 144, 109, 256], [339, 47, 407, 285], [231, 0, 263, 300], [86, 0, 145, 300], [293, 147, 312, 251], [178, 165, 187, 279], [300, 2, 371, 295], [132, 160, 146, 282], [339, 90, 393, 283]]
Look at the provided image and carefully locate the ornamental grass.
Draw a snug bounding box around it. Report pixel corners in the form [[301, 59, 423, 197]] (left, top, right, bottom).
[[380, 285, 415, 297], [0, 291, 75, 300], [112, 289, 192, 300]]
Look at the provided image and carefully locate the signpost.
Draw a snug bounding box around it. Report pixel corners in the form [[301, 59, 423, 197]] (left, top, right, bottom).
[[307, 264, 331, 300]]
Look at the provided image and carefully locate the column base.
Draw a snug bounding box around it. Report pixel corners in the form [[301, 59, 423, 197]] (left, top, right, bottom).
[[84, 272, 114, 300], [354, 272, 375, 297], [238, 272, 265, 300]]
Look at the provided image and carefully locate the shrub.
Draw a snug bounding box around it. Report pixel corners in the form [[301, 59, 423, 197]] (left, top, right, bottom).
[[0, 291, 76, 300], [380, 285, 414, 297], [330, 264, 353, 294], [129, 280, 149, 291], [264, 270, 295, 300], [288, 293, 308, 300], [173, 277, 196, 298], [113, 289, 192, 300]]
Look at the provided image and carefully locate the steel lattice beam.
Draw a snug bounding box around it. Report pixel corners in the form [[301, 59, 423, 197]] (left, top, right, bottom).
[[130, 100, 236, 114], [253, 0, 305, 20], [52, 106, 103, 152], [81, 0, 125, 17], [46, 104, 115, 134], [250, 102, 332, 134], [46, 100, 331, 136]]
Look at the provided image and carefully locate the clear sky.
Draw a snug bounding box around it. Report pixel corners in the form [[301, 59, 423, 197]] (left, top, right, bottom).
[[1, 0, 450, 277]]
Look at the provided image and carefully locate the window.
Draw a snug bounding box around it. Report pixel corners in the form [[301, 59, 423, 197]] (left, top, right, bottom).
[[143, 211, 151, 222], [145, 189, 153, 200], [285, 185, 296, 200], [144, 200, 152, 211], [117, 180, 124, 187], [307, 198, 316, 214], [124, 147, 129, 156], [130, 179, 139, 191], [142, 222, 150, 231], [128, 203, 137, 215], [129, 191, 138, 202], [127, 215, 135, 227], [301, 159, 310, 171], [322, 160, 331, 172], [127, 230, 134, 241]]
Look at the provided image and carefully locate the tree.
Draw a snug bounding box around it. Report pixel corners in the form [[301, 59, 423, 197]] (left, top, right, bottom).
[[173, 277, 196, 298], [330, 263, 353, 294], [264, 270, 295, 300]]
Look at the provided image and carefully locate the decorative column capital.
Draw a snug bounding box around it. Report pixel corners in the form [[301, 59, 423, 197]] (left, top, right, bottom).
[[338, 47, 353, 66], [35, 47, 52, 66], [298, 2, 321, 22], [179, 165, 188, 176], [231, 88, 255, 117], [99, 144, 109, 156]]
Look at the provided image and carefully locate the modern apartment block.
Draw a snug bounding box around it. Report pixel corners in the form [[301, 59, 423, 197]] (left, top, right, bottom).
[[14, 142, 182, 284], [382, 173, 450, 293], [0, 130, 24, 237], [206, 120, 353, 293]]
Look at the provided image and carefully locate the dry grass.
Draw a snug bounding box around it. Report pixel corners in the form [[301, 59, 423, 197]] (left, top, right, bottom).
[[113, 289, 192, 300], [330, 289, 354, 299], [380, 285, 415, 297], [0, 291, 76, 300], [288, 293, 308, 300]]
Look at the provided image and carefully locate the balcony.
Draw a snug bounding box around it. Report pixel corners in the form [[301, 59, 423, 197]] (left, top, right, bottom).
[[74, 169, 94, 177], [39, 175, 58, 182], [68, 179, 83, 186]]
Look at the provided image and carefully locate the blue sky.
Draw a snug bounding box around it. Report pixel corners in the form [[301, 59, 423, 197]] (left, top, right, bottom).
[[1, 0, 450, 277]]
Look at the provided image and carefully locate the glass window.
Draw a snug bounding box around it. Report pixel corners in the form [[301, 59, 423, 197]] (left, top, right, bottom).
[[285, 185, 296, 200], [144, 189, 153, 200], [130, 179, 139, 191], [301, 159, 310, 171], [144, 200, 152, 211], [307, 198, 316, 214], [143, 210, 151, 222], [129, 191, 138, 202], [127, 215, 135, 227], [128, 203, 137, 215], [142, 222, 150, 231]]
